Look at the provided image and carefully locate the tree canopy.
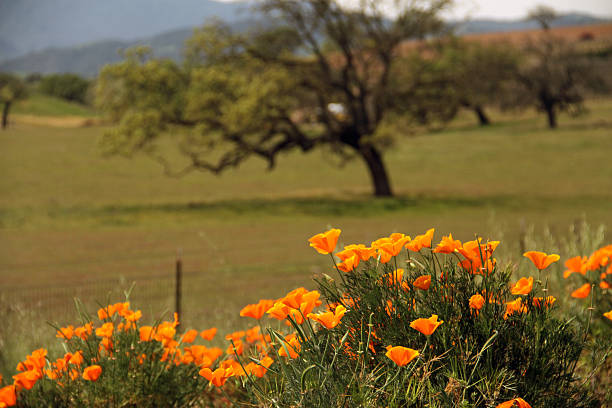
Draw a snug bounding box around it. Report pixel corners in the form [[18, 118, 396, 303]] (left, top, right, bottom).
[[96, 0, 453, 197]]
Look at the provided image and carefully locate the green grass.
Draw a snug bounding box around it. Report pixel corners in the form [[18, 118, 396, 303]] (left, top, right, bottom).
[[12, 92, 97, 117], [0, 98, 611, 368]]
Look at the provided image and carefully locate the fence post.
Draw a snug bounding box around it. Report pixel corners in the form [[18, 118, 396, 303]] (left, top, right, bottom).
[[175, 250, 182, 332]]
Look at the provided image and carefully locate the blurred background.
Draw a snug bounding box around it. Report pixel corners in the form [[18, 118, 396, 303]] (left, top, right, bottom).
[[1, 0, 611, 377]]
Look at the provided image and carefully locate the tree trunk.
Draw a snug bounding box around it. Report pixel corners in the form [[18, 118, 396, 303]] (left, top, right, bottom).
[[359, 144, 393, 197], [474, 105, 490, 126], [545, 104, 557, 128], [1, 101, 10, 129]]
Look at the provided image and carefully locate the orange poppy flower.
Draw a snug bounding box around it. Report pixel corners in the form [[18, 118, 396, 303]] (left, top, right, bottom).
[[56, 325, 74, 340], [563, 256, 587, 279], [604, 310, 612, 321], [469, 294, 485, 312], [69, 351, 84, 366], [0, 385, 16, 407], [240, 299, 275, 320], [226, 339, 244, 356], [523, 251, 560, 270], [74, 323, 93, 340], [532, 296, 556, 308], [585, 244, 612, 271], [122, 309, 142, 323], [199, 367, 233, 387], [139, 326, 155, 342], [299, 290, 322, 316], [377, 233, 411, 258], [496, 397, 532, 408], [245, 356, 274, 378], [156, 325, 176, 345], [337, 253, 360, 272], [571, 283, 591, 299], [97, 304, 116, 320], [82, 365, 102, 382], [308, 305, 346, 329], [308, 228, 341, 254], [406, 228, 435, 252], [95, 322, 114, 338], [457, 240, 498, 275], [13, 369, 41, 390], [510, 277, 533, 295], [433, 233, 462, 254], [180, 329, 198, 344], [244, 325, 263, 344], [200, 327, 217, 341], [504, 298, 526, 319], [385, 346, 420, 367], [370, 237, 393, 263], [114, 302, 130, 317], [410, 315, 443, 336], [458, 239, 499, 264], [281, 287, 309, 309], [16, 348, 47, 373], [336, 244, 376, 262], [413, 275, 431, 290], [278, 334, 301, 359], [380, 269, 410, 291], [225, 331, 245, 343], [267, 301, 291, 320]]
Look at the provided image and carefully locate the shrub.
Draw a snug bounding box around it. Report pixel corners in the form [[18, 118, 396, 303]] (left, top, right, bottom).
[[39, 74, 90, 104]]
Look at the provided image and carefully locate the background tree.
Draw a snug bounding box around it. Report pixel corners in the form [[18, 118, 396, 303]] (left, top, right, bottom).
[[527, 5, 557, 31], [0, 73, 27, 129], [436, 38, 520, 125], [97, 0, 453, 197], [514, 35, 607, 128], [39, 73, 91, 104]]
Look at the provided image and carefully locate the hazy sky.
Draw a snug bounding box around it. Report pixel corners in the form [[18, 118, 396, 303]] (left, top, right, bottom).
[[222, 0, 612, 19], [440, 0, 612, 19]]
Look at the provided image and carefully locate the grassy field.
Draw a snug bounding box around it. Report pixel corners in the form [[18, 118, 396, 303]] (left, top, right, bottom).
[[1, 98, 611, 339], [12, 93, 98, 117]]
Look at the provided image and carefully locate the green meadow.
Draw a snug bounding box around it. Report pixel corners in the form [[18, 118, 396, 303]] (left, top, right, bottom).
[[1, 97, 611, 333]]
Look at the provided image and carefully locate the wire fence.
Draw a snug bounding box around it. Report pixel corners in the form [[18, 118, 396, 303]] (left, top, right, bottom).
[[1, 272, 176, 323]]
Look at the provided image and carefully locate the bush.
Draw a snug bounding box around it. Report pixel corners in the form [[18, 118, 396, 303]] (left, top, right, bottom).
[[39, 74, 90, 104]]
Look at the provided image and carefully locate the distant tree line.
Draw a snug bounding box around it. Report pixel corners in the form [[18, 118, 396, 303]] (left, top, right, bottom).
[[0, 72, 92, 129], [38, 73, 90, 104]]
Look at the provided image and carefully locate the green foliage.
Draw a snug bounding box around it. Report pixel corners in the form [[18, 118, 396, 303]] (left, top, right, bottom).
[[433, 39, 521, 124], [242, 233, 607, 407], [38, 74, 90, 104], [10, 300, 225, 408], [96, 47, 188, 157]]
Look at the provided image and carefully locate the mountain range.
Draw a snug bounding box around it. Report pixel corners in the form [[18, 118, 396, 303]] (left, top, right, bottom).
[[0, 0, 609, 77]]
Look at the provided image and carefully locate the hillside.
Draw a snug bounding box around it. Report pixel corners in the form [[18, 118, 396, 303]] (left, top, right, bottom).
[[0, 0, 249, 61], [1, 12, 609, 77]]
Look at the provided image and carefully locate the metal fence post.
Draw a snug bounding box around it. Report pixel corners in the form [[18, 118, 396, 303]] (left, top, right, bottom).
[[175, 250, 182, 332]]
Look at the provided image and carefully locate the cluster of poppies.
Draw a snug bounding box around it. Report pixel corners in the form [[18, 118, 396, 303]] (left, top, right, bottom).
[[563, 244, 612, 300], [305, 228, 612, 408], [0, 302, 244, 407]]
